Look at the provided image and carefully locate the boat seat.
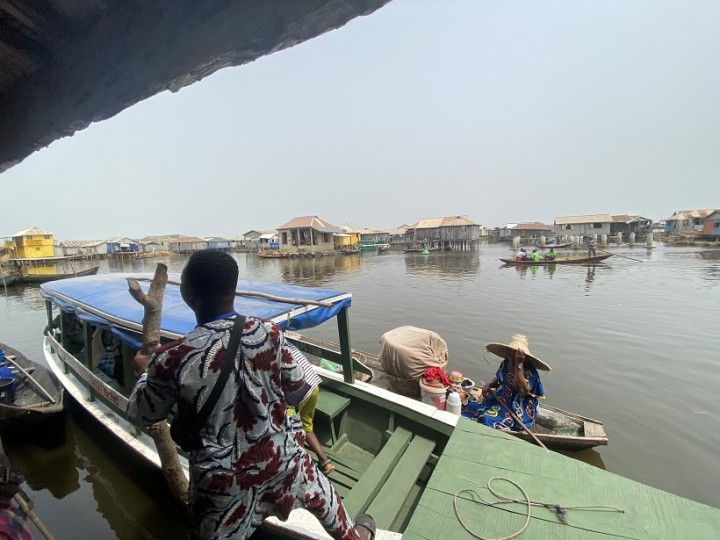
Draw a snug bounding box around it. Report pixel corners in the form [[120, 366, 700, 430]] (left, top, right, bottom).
[[342, 427, 413, 518], [314, 389, 351, 445], [343, 428, 436, 530], [365, 434, 435, 530]]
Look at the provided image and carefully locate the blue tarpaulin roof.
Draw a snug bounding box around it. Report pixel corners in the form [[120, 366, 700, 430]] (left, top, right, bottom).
[[40, 273, 352, 339]]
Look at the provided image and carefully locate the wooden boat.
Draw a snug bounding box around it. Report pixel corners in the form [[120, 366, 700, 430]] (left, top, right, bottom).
[[39, 273, 720, 538], [16, 265, 100, 284], [0, 272, 19, 287], [0, 343, 65, 424], [287, 333, 607, 451], [500, 253, 612, 265], [516, 404, 606, 450]]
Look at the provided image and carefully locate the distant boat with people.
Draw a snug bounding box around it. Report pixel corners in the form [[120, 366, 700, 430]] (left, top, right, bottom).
[[500, 254, 612, 265]]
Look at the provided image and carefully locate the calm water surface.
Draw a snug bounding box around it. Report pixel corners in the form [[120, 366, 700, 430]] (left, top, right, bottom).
[[1, 243, 719, 538]]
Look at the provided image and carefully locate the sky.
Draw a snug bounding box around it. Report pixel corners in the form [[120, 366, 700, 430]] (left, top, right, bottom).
[[2, 0, 719, 241]]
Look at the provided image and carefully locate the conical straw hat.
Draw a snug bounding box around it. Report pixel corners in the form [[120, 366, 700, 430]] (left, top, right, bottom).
[[485, 334, 551, 371]]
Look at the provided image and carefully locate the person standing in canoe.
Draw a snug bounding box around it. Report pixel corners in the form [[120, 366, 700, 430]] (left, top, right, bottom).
[[587, 236, 597, 257], [462, 334, 550, 431], [127, 250, 375, 540]]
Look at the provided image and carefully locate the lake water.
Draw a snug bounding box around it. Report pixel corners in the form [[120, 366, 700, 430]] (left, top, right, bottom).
[[1, 243, 719, 538]]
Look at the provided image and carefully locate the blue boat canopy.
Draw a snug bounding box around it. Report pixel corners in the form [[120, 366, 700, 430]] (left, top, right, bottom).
[[41, 273, 352, 340]]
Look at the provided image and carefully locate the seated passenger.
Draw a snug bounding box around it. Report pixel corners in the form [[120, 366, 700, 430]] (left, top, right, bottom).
[[462, 334, 550, 431], [530, 249, 541, 262], [545, 248, 557, 260]]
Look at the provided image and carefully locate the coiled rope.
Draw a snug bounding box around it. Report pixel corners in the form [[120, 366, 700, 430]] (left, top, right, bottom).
[[453, 476, 624, 540]]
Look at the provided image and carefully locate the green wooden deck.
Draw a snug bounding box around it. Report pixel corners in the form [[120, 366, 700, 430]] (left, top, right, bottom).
[[403, 420, 720, 539]]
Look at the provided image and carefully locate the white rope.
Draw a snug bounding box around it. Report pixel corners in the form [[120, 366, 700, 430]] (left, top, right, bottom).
[[452, 476, 624, 540]]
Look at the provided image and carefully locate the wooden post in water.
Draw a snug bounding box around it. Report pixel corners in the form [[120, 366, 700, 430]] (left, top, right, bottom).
[[601, 233, 607, 246], [512, 236, 520, 249], [539, 235, 546, 247], [617, 232, 623, 245], [647, 233, 654, 248], [629, 232, 635, 245], [127, 263, 189, 508]]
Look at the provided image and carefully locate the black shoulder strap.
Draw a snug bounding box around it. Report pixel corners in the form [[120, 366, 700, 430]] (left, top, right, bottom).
[[195, 314, 246, 426]]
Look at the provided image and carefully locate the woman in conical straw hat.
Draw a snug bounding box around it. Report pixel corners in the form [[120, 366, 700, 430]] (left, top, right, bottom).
[[461, 334, 549, 431]]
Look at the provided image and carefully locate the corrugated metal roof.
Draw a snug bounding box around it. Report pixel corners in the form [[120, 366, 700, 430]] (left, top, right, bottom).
[[339, 225, 360, 234], [359, 227, 389, 235], [666, 209, 716, 221], [12, 226, 53, 237], [277, 215, 338, 232], [555, 214, 613, 225], [171, 236, 206, 244], [409, 216, 479, 229], [59, 240, 92, 248], [513, 222, 552, 231]]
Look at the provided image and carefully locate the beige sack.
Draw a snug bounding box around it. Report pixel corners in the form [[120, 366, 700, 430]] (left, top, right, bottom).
[[379, 326, 449, 380]]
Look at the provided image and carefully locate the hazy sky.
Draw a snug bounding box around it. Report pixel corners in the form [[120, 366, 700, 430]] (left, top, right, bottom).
[[2, 0, 719, 240]]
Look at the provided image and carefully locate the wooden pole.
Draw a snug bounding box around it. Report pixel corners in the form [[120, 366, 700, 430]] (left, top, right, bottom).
[[3, 356, 56, 404], [127, 263, 189, 507], [598, 250, 643, 263], [490, 390, 548, 450], [0, 436, 56, 540], [14, 490, 57, 540], [136, 277, 333, 308]]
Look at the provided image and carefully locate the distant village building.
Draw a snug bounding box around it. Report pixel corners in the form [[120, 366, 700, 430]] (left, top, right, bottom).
[[554, 214, 613, 238], [277, 216, 338, 253], [508, 222, 552, 240], [665, 209, 715, 233], [243, 230, 277, 251], [610, 215, 652, 238], [360, 227, 390, 245], [205, 237, 231, 250], [139, 235, 178, 253], [405, 215, 482, 250], [10, 226, 54, 258], [56, 239, 107, 258], [232, 235, 249, 251], [106, 237, 139, 254], [496, 224, 517, 241], [703, 210, 720, 238], [387, 225, 409, 245], [58, 240, 90, 257], [169, 236, 207, 254], [334, 225, 361, 250]]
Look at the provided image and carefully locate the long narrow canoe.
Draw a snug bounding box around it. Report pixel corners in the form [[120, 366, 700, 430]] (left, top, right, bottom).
[[0, 343, 65, 423], [16, 265, 100, 284], [0, 272, 19, 286], [500, 253, 612, 265], [286, 333, 608, 451]]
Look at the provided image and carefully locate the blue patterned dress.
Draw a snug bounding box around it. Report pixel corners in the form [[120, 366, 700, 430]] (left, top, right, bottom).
[[128, 316, 359, 540], [461, 359, 544, 430]]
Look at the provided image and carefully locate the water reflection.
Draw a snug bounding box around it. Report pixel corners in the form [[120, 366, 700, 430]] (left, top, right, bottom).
[[404, 252, 480, 277], [278, 256, 340, 286]]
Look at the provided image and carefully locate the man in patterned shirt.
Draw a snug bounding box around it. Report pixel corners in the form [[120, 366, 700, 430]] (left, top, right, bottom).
[[128, 251, 374, 540]]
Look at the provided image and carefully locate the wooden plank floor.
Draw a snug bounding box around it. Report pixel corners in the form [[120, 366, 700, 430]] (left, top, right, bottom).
[[402, 420, 720, 539]]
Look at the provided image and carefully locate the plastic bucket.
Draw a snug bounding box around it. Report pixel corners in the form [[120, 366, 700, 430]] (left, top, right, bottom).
[[0, 379, 14, 405], [419, 380, 447, 411]]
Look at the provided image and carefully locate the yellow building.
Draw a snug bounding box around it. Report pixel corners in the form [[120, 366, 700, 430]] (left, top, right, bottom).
[[11, 226, 55, 258], [334, 225, 361, 250]]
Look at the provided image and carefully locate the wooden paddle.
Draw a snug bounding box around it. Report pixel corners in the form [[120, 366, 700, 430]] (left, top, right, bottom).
[[490, 389, 547, 450], [599, 250, 643, 263], [127, 263, 189, 507], [3, 356, 56, 404]]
